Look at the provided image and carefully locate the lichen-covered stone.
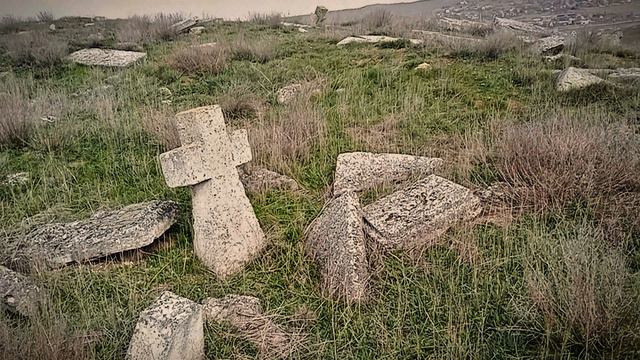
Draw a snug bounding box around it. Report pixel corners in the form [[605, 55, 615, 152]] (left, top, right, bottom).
[[240, 167, 299, 193], [0, 266, 43, 316], [127, 292, 203, 360], [363, 175, 481, 250], [67, 48, 146, 67], [3, 201, 178, 268], [203, 295, 304, 359], [306, 192, 368, 302], [333, 152, 443, 196], [159, 105, 266, 279], [556, 67, 604, 92]]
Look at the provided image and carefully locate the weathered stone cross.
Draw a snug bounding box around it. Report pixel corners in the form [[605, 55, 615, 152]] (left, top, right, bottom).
[[159, 105, 266, 279]]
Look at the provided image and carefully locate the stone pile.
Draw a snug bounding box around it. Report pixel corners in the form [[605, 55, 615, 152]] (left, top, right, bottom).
[[305, 152, 481, 302]]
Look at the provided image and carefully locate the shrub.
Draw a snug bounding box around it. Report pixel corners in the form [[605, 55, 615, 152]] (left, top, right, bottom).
[[453, 31, 523, 60], [36, 11, 55, 22], [167, 44, 229, 75], [139, 107, 180, 150], [116, 13, 183, 45], [522, 222, 639, 353], [362, 9, 393, 34], [218, 86, 262, 122], [1, 31, 68, 66], [492, 116, 640, 241], [248, 13, 282, 28], [230, 35, 277, 63], [0, 15, 22, 34]]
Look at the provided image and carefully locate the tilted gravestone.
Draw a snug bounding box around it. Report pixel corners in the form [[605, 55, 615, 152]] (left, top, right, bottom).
[[159, 106, 266, 279]]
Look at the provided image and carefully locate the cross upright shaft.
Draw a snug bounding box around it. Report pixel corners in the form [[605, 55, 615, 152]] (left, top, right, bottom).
[[159, 105, 265, 279]]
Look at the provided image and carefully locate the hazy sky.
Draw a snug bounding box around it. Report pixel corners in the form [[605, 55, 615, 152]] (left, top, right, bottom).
[[2, 0, 408, 19]]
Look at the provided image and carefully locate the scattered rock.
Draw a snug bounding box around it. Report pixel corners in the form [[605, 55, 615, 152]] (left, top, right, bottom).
[[305, 192, 368, 302], [67, 48, 146, 67], [281, 22, 312, 29], [192, 42, 217, 49], [298, 27, 308, 33], [314, 6, 329, 25], [436, 17, 492, 34], [543, 53, 581, 63], [49, 24, 55, 31], [493, 17, 548, 35], [415, 62, 432, 71], [171, 18, 198, 34], [532, 35, 565, 55], [159, 106, 266, 279], [127, 292, 204, 360], [333, 152, 443, 196], [4, 172, 29, 186], [363, 175, 482, 250], [158, 87, 172, 98], [337, 35, 423, 46], [0, 266, 43, 317], [2, 201, 178, 268], [189, 26, 205, 35], [556, 67, 604, 92], [276, 83, 303, 105], [40, 115, 57, 123], [203, 295, 305, 359], [84, 22, 95, 27], [161, 100, 172, 105], [239, 167, 299, 193]]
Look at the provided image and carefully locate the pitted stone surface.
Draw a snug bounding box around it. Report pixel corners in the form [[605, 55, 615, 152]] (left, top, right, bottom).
[[2, 201, 177, 268], [533, 35, 565, 55], [240, 168, 300, 193], [306, 192, 368, 302], [159, 105, 266, 279], [0, 266, 43, 316], [337, 35, 423, 46], [127, 292, 203, 360], [67, 48, 146, 67], [333, 152, 443, 196], [363, 175, 481, 250], [556, 67, 604, 92], [203, 295, 304, 359]]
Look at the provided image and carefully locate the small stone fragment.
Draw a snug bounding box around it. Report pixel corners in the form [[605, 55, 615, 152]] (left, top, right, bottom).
[[203, 295, 304, 359], [68, 48, 146, 67], [127, 292, 204, 360], [158, 87, 172, 98], [3, 201, 178, 268], [0, 266, 43, 316], [298, 27, 308, 33], [363, 175, 482, 250], [556, 67, 604, 92], [276, 83, 303, 105], [306, 192, 368, 302], [189, 26, 205, 35], [240, 167, 299, 193], [4, 172, 29, 186], [48, 24, 55, 31], [415, 62, 432, 71], [333, 152, 443, 196]]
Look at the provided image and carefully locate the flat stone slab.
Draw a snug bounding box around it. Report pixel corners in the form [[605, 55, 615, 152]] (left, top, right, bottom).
[[556, 67, 604, 92], [171, 18, 198, 33], [533, 35, 565, 55], [306, 192, 368, 302], [436, 17, 492, 33], [3, 201, 177, 268], [363, 175, 481, 250], [159, 105, 266, 279], [128, 292, 204, 360], [0, 266, 43, 316], [67, 48, 146, 67], [203, 295, 304, 359], [333, 152, 443, 196], [240, 168, 299, 193], [337, 35, 423, 46]]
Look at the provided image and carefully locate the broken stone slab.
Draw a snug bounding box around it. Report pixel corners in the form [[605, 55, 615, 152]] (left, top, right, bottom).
[[436, 17, 492, 34], [337, 35, 423, 46], [532, 35, 565, 55], [0, 266, 43, 317], [276, 83, 303, 105], [240, 167, 299, 193], [363, 175, 481, 250], [159, 106, 266, 279], [607, 68, 640, 81], [203, 295, 304, 359], [127, 292, 204, 360], [171, 18, 198, 34], [189, 26, 205, 35], [306, 192, 368, 302], [493, 17, 548, 36], [556, 67, 604, 92], [314, 6, 329, 25], [2, 201, 177, 269], [333, 152, 443, 197], [67, 48, 146, 67]]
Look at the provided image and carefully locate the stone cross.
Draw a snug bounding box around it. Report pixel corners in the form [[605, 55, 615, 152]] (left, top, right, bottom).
[[159, 105, 266, 279]]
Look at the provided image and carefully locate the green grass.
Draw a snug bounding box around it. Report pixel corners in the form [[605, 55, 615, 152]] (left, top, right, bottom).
[[1, 20, 639, 359]]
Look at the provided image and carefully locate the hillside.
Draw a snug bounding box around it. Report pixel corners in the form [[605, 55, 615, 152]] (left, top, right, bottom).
[[1, 12, 640, 360]]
